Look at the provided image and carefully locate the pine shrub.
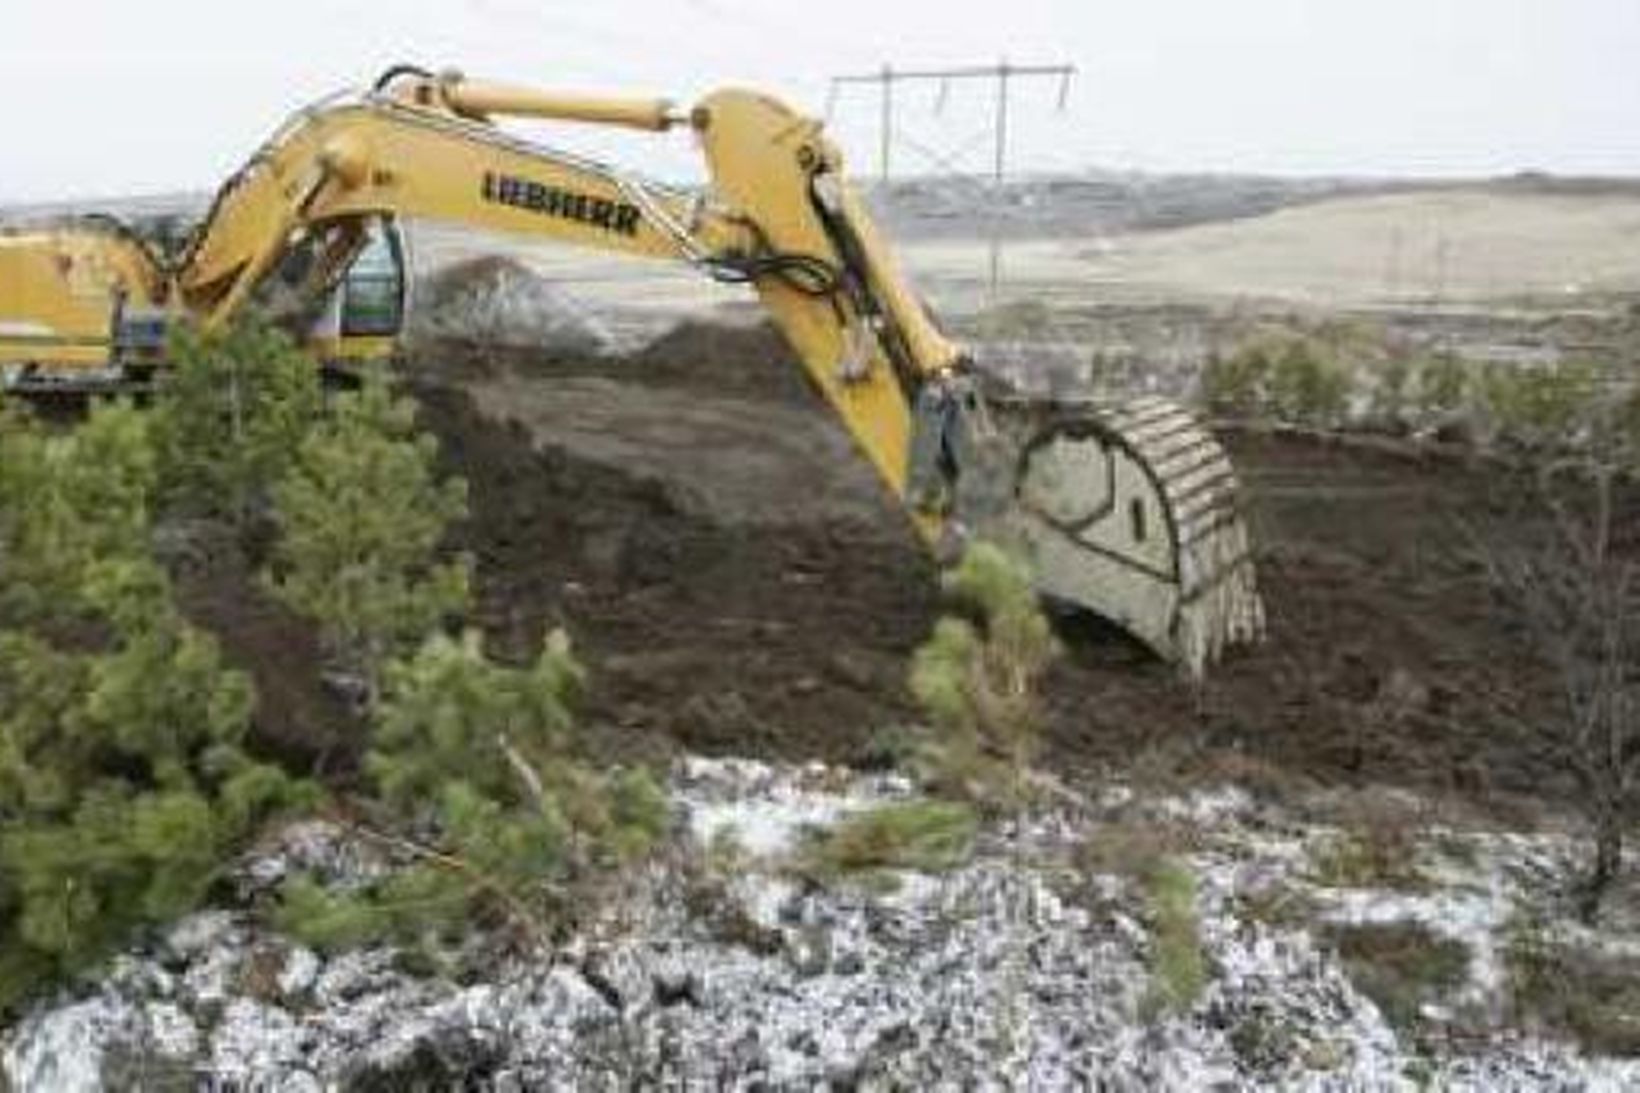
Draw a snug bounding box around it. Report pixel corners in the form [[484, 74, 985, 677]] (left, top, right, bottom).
[[0, 384, 314, 1012], [278, 631, 669, 951], [909, 542, 1058, 806], [267, 368, 469, 706], [152, 320, 322, 527]]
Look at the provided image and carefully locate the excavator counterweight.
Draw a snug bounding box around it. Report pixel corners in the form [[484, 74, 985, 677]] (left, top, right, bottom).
[[0, 66, 1263, 677]]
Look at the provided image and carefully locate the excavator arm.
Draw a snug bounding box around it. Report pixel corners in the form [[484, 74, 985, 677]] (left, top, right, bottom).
[[173, 68, 956, 515], [0, 66, 1264, 675]]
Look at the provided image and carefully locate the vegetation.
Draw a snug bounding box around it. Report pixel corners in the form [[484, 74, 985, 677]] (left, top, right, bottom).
[[1324, 921, 1470, 1036], [972, 297, 1054, 341], [1617, 386, 1640, 462], [1506, 922, 1640, 1056], [1307, 830, 1429, 892], [1473, 461, 1638, 918], [799, 800, 977, 879], [1478, 359, 1598, 449], [1201, 331, 1349, 426], [0, 319, 649, 1007], [276, 630, 668, 953], [0, 400, 157, 625], [1366, 353, 1412, 428], [0, 400, 312, 1010], [152, 321, 322, 530], [1140, 859, 1206, 1019], [1202, 321, 1640, 472], [267, 369, 469, 707], [1200, 340, 1272, 418], [909, 542, 1058, 807], [1074, 816, 1197, 882], [1266, 336, 1350, 426], [1411, 351, 1469, 424]]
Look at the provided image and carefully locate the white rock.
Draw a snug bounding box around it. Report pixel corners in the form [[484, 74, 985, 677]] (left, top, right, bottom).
[[7, 760, 1640, 1089], [277, 946, 321, 1001], [3, 995, 142, 1093]]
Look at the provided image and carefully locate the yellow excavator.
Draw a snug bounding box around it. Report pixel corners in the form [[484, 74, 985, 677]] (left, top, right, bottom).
[[0, 66, 1263, 676]]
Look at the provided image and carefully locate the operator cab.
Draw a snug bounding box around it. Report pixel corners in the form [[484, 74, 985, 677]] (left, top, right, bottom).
[[301, 217, 408, 369]]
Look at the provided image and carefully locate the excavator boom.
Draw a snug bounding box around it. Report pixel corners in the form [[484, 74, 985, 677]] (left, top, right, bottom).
[[0, 66, 1264, 676]]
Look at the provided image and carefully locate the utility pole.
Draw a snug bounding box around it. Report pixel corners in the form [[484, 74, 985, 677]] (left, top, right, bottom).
[[829, 60, 1075, 300], [879, 65, 894, 184]]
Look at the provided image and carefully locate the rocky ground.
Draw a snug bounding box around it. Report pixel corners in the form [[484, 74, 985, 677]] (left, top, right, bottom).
[[8, 178, 1640, 1089], [5, 759, 1637, 1090]]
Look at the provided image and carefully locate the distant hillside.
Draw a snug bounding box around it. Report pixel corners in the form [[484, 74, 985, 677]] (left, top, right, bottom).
[[862, 171, 1402, 241], [0, 190, 209, 230], [8, 170, 1637, 251], [865, 170, 1640, 242]]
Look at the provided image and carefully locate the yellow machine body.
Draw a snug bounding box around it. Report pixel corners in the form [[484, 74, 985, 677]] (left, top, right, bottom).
[[0, 67, 1264, 675], [0, 221, 169, 386]]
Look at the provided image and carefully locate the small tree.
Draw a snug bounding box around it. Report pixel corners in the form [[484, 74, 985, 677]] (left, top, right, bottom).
[[909, 542, 1059, 807], [370, 629, 583, 819], [0, 380, 315, 1010], [1366, 354, 1413, 431], [1475, 460, 1638, 919], [267, 369, 469, 706], [152, 320, 322, 528], [1267, 336, 1349, 427], [0, 400, 155, 624], [1201, 340, 1273, 418], [1413, 352, 1470, 424], [908, 543, 1058, 1066], [0, 559, 311, 1008], [1479, 360, 1598, 451], [278, 630, 667, 950]]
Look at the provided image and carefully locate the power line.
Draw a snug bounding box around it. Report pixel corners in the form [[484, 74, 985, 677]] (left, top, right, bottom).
[[828, 59, 1076, 299], [828, 60, 1075, 184]]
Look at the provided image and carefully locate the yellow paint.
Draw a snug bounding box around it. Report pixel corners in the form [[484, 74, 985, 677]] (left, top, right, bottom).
[[0, 68, 1266, 673], [0, 70, 959, 515], [427, 76, 679, 132], [0, 225, 168, 375]]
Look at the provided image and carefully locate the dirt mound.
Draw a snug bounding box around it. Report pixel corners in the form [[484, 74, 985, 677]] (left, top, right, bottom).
[[173, 318, 1631, 810], [414, 375, 936, 765], [411, 255, 614, 354], [168, 522, 360, 777], [1052, 434, 1618, 800], [410, 320, 818, 408], [405, 325, 1635, 810]]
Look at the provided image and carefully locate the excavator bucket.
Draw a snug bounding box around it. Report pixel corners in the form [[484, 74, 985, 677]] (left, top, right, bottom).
[[993, 395, 1265, 678]]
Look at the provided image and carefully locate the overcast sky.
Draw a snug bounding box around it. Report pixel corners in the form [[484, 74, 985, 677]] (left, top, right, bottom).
[[2, 0, 1637, 203]]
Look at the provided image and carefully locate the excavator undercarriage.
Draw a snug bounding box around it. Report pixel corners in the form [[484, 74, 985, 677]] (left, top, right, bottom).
[[0, 66, 1263, 677]]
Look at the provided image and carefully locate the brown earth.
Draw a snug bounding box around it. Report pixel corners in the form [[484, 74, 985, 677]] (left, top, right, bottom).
[[407, 326, 938, 769], [191, 321, 1632, 813], [389, 323, 1634, 810], [168, 521, 362, 778]]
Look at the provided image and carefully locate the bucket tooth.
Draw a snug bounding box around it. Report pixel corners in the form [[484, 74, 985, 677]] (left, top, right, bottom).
[[997, 397, 1264, 678]]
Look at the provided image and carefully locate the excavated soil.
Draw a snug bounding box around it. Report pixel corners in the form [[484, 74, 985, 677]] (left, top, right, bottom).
[[408, 325, 937, 767], [385, 322, 1637, 810], [166, 320, 1631, 808]]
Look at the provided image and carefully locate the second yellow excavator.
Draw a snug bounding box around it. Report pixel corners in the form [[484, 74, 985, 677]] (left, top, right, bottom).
[[0, 65, 1264, 676]]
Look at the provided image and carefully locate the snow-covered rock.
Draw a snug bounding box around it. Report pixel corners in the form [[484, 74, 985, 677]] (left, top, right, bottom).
[[3, 760, 1636, 1090]]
